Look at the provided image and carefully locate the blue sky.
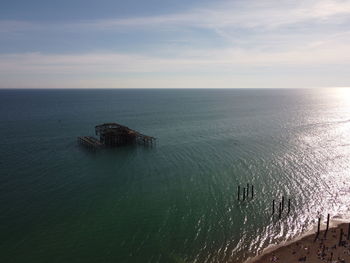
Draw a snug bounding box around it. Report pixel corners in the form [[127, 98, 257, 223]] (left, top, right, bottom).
[[1, 0, 350, 88]]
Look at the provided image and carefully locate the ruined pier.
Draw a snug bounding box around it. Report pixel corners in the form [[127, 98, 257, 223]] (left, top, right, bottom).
[[78, 123, 156, 149]]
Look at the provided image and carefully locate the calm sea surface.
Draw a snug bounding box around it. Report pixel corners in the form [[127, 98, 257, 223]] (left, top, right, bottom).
[[1, 88, 350, 263]]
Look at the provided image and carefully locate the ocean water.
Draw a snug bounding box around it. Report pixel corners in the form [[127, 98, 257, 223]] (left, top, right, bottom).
[[1, 88, 350, 263]]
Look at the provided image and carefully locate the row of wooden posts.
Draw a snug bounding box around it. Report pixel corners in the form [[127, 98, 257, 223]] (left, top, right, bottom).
[[315, 214, 350, 244], [272, 196, 291, 219], [237, 185, 291, 219], [236, 185, 350, 247], [237, 184, 254, 201]]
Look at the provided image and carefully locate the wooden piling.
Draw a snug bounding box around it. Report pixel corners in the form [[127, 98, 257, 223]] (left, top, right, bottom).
[[281, 196, 285, 212], [287, 199, 291, 214], [272, 199, 275, 215], [348, 223, 350, 240], [237, 186, 240, 201], [315, 217, 321, 241], [324, 214, 330, 237], [322, 245, 325, 256], [243, 188, 246, 201], [247, 183, 249, 197], [278, 202, 282, 219], [251, 185, 254, 199], [339, 228, 343, 246]]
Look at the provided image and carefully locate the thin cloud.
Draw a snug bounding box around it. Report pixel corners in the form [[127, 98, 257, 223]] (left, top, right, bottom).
[[0, 20, 43, 33], [1, 38, 349, 76], [0, 0, 349, 88], [2, 0, 350, 32], [76, 0, 350, 30]]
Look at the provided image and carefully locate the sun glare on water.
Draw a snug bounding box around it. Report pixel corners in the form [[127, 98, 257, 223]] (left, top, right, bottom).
[[334, 87, 350, 104]]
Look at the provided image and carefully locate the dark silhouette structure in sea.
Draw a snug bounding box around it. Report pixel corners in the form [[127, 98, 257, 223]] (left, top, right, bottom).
[[78, 123, 156, 149]]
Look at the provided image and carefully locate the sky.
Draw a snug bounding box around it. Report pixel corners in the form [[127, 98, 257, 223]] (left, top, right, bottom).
[[0, 0, 350, 89]]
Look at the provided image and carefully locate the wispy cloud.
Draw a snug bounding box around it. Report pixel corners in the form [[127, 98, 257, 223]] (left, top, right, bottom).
[[0, 0, 349, 88], [1, 35, 349, 77], [0, 20, 42, 33], [2, 0, 350, 32], [85, 0, 350, 30]]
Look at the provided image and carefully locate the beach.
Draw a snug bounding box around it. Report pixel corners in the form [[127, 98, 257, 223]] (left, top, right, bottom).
[[250, 222, 350, 263]]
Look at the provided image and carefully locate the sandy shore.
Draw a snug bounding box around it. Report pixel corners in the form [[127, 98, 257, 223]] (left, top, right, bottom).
[[248, 222, 350, 263]]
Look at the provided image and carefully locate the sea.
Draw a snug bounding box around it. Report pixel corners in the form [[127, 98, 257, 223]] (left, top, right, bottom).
[[1, 88, 350, 263]]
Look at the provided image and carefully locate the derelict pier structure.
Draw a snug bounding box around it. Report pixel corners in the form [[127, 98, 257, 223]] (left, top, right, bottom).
[[78, 123, 156, 149]]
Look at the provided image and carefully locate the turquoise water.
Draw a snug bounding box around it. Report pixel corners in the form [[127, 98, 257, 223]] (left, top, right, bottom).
[[1, 88, 350, 263]]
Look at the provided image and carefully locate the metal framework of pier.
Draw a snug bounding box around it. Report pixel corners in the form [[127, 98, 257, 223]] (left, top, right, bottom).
[[77, 136, 104, 149], [78, 123, 155, 149]]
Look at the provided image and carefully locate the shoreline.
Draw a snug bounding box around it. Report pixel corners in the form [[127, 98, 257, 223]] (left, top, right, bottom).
[[246, 220, 350, 263]]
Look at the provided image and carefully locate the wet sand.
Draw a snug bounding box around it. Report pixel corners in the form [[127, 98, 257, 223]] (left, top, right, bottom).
[[249, 222, 350, 263]]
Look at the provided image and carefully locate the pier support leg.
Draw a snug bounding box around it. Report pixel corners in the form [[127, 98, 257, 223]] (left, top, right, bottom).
[[278, 202, 282, 219], [325, 214, 330, 238], [315, 217, 321, 241], [287, 199, 291, 214], [237, 186, 240, 201], [339, 228, 344, 246]]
